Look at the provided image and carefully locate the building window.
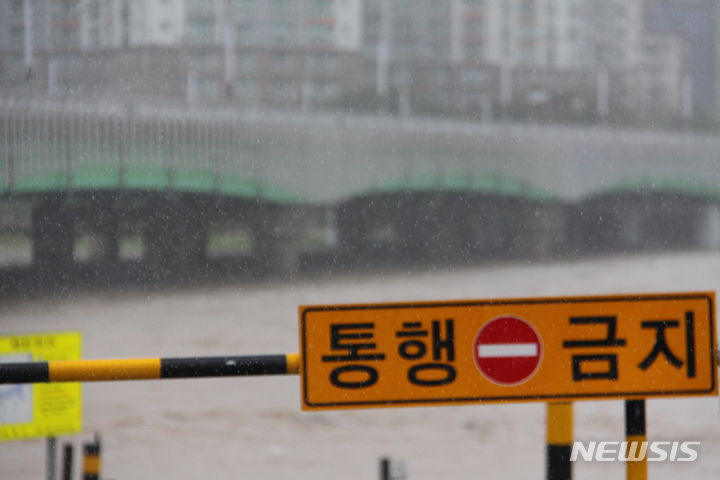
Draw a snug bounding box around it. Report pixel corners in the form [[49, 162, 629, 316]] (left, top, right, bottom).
[[309, 25, 332, 41], [465, 20, 483, 35], [187, 19, 214, 42], [312, 80, 337, 98], [197, 77, 219, 98], [273, 78, 293, 97], [274, 52, 294, 71], [236, 78, 256, 97], [309, 53, 336, 71], [190, 51, 220, 70], [236, 22, 254, 41], [273, 24, 289, 41], [10, 25, 24, 40], [463, 68, 487, 85], [521, 0, 534, 14], [311, 0, 332, 14], [237, 52, 256, 70]]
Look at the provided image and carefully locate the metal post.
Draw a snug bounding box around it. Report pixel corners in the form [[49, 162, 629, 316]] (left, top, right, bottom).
[[61, 443, 74, 480], [82, 434, 101, 480], [379, 457, 391, 480], [546, 402, 573, 480], [625, 399, 647, 480], [47, 437, 57, 480]]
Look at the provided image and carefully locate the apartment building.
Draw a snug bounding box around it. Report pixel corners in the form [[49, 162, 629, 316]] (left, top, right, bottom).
[[183, 0, 343, 47], [646, 0, 718, 120], [456, 0, 588, 69], [0, 0, 710, 121], [182, 0, 361, 105]]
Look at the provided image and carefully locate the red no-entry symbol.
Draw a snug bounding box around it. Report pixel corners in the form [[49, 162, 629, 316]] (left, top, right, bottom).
[[473, 316, 543, 386]]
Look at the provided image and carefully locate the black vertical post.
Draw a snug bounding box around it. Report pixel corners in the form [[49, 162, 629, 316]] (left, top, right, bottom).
[[625, 399, 647, 480], [380, 457, 391, 480], [61, 443, 73, 480]]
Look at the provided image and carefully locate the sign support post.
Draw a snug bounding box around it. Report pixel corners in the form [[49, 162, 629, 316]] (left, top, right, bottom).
[[546, 402, 573, 480], [625, 399, 647, 480]]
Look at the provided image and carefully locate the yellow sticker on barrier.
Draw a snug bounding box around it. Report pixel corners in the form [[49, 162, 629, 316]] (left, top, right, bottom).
[[300, 293, 717, 410], [0, 332, 82, 441]]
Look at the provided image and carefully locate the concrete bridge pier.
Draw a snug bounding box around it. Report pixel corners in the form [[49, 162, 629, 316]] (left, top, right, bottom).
[[573, 196, 628, 254], [86, 203, 120, 265], [251, 204, 304, 278], [144, 198, 208, 277], [404, 194, 468, 263], [32, 199, 75, 271], [521, 203, 566, 260], [694, 203, 720, 249]]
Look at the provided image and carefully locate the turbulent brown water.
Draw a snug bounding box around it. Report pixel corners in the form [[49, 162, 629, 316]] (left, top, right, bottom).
[[2, 252, 720, 479]]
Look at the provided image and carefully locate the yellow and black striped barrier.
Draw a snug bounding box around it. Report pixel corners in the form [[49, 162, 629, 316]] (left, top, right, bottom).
[[546, 402, 573, 480], [0, 354, 300, 384], [625, 399, 647, 480]]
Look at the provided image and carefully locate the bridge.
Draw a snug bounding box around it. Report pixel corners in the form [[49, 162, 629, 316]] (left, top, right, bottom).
[[2, 98, 720, 276]]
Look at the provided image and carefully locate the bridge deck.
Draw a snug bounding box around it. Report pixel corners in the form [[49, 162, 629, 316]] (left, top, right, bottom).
[[2, 99, 720, 204]]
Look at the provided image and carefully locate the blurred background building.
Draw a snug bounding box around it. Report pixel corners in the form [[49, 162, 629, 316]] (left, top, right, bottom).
[[0, 0, 718, 126]]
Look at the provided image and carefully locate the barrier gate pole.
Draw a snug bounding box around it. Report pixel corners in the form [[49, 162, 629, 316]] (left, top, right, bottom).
[[0, 354, 301, 383], [625, 399, 647, 480], [546, 402, 573, 480]]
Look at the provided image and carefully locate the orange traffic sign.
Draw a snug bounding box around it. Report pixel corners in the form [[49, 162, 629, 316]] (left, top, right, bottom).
[[299, 292, 717, 410]]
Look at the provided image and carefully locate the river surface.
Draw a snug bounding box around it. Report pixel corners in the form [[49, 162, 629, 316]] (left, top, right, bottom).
[[2, 252, 719, 479]]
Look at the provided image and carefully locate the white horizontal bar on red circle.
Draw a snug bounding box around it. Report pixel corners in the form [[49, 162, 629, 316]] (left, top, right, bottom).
[[477, 343, 538, 358]]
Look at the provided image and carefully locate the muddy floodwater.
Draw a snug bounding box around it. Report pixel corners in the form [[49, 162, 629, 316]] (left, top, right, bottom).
[[2, 252, 720, 480]]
